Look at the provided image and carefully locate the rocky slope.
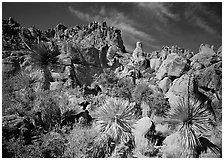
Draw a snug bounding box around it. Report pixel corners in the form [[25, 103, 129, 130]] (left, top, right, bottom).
[[2, 17, 222, 158]]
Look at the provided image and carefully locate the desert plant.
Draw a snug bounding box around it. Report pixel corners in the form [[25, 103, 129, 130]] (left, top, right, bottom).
[[63, 125, 96, 157], [2, 70, 35, 116], [86, 132, 115, 158], [41, 132, 66, 158], [28, 42, 59, 91], [132, 82, 169, 117], [166, 97, 219, 157], [33, 91, 61, 131], [94, 97, 136, 154]]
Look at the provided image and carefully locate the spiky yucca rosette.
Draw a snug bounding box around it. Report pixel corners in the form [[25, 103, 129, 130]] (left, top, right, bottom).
[[166, 97, 218, 157], [95, 97, 136, 144]]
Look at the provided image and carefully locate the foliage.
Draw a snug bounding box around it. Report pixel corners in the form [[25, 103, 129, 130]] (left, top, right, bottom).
[[2, 136, 43, 158], [63, 125, 96, 157], [95, 97, 136, 145], [86, 133, 115, 158], [41, 132, 66, 158], [166, 97, 217, 157], [97, 68, 119, 88], [132, 82, 170, 117], [2, 70, 35, 116], [33, 91, 61, 131], [30, 42, 59, 69]]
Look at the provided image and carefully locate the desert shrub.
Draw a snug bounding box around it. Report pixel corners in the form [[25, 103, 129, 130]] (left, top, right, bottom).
[[132, 83, 170, 117], [2, 136, 43, 158], [97, 68, 118, 88], [41, 132, 66, 158], [2, 70, 35, 116], [33, 91, 61, 131], [63, 124, 96, 157]]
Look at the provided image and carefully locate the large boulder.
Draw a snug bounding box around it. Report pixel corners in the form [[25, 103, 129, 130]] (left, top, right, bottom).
[[196, 62, 222, 100], [190, 44, 216, 67], [165, 74, 196, 106], [156, 53, 187, 80], [132, 117, 155, 155]]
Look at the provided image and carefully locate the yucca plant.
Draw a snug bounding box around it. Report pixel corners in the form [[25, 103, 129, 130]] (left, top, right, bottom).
[[166, 97, 218, 157], [29, 42, 59, 91], [94, 97, 136, 155]]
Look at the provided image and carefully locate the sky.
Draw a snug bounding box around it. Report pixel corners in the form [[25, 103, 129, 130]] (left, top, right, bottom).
[[2, 2, 222, 53]]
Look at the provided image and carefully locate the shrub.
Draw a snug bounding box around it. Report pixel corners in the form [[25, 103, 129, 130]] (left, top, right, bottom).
[[63, 125, 96, 157], [41, 132, 66, 158], [33, 91, 61, 131], [132, 82, 170, 117]]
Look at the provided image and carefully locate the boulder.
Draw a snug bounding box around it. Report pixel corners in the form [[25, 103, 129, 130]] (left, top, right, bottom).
[[150, 58, 162, 72], [196, 62, 222, 100], [158, 77, 172, 94], [165, 74, 195, 106], [156, 53, 187, 80], [51, 72, 64, 81], [191, 44, 216, 67], [132, 117, 155, 155], [50, 82, 63, 91], [158, 49, 168, 61], [161, 132, 185, 158]]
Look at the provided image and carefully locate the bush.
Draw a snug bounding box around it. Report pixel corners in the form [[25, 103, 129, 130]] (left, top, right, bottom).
[[41, 132, 66, 158], [33, 91, 61, 131], [132, 82, 170, 117], [63, 125, 96, 157]]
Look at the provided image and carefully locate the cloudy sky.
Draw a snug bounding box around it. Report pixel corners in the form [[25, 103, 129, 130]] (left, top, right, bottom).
[[2, 2, 222, 53]]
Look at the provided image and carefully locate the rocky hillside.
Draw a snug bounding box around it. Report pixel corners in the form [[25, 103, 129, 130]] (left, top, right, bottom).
[[2, 17, 222, 158]]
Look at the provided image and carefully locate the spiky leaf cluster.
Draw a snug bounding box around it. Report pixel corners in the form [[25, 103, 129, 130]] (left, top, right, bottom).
[[166, 97, 216, 156], [95, 97, 136, 144]]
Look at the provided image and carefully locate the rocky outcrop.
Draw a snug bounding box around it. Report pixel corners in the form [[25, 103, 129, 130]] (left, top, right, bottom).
[[132, 41, 144, 62], [190, 44, 217, 68], [156, 53, 187, 80]]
